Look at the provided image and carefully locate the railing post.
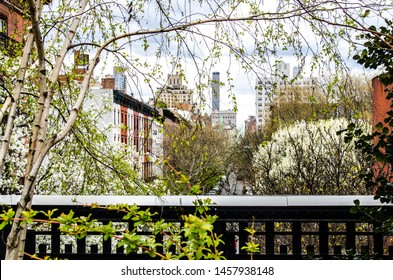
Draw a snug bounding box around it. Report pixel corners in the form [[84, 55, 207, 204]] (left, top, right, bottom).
[[238, 221, 248, 256], [51, 223, 60, 255], [102, 223, 112, 255], [0, 225, 11, 259], [319, 221, 328, 257], [346, 222, 356, 255], [265, 222, 274, 256], [77, 236, 86, 254], [217, 221, 235, 257], [373, 222, 384, 257], [25, 228, 36, 259], [292, 221, 301, 256]]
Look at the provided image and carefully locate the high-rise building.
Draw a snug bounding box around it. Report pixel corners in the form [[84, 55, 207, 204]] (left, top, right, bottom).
[[113, 67, 127, 94], [293, 66, 300, 78], [156, 73, 193, 111], [255, 77, 275, 129], [255, 62, 318, 129], [211, 72, 220, 112], [277, 61, 290, 78]]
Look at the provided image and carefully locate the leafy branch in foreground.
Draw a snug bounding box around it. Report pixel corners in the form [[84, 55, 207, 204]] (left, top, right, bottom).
[[339, 21, 393, 241], [241, 217, 260, 260], [0, 198, 225, 260]]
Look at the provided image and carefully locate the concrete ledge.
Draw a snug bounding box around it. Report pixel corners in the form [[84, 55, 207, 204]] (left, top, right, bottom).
[[0, 195, 389, 207]]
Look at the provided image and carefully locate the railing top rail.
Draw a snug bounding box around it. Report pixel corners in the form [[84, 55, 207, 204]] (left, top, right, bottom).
[[0, 195, 389, 207]]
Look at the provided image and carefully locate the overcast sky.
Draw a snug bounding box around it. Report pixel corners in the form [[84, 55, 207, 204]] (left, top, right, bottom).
[[88, 0, 389, 131]]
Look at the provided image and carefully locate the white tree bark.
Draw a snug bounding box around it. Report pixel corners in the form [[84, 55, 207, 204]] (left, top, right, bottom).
[[0, 33, 34, 172], [5, 0, 89, 260]]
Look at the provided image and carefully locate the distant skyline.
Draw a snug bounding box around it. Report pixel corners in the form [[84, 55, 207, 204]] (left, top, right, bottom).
[[91, 0, 383, 132]]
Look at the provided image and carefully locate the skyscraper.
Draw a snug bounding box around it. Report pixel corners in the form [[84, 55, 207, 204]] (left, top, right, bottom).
[[113, 67, 127, 94], [211, 72, 220, 112]]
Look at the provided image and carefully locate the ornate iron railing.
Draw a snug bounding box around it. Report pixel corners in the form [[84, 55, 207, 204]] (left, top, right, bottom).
[[1, 195, 392, 260]]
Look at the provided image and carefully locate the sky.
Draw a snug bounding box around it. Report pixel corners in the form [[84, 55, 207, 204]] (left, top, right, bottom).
[[92, 0, 391, 131]]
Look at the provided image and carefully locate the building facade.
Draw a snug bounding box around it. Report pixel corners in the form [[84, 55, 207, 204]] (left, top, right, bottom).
[[244, 115, 257, 133], [211, 109, 237, 134], [372, 75, 393, 129], [87, 77, 165, 180], [211, 71, 220, 112], [255, 62, 318, 129], [0, 0, 25, 54], [156, 73, 193, 111], [113, 67, 127, 94]]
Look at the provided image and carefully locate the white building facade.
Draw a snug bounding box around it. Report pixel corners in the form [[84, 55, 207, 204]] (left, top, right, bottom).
[[211, 110, 237, 134], [86, 82, 164, 180], [255, 62, 318, 130]]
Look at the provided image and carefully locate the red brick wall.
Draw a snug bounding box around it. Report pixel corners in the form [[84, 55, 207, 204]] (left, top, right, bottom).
[[372, 76, 393, 128], [101, 77, 115, 89], [0, 2, 26, 42], [120, 106, 128, 145]]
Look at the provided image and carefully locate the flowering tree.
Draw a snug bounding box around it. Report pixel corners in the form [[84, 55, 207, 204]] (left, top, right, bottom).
[[253, 119, 371, 195]]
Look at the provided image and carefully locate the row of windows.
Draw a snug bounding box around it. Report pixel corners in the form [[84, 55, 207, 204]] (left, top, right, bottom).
[[169, 78, 180, 85], [113, 108, 152, 130], [212, 115, 236, 119], [112, 133, 154, 179], [113, 134, 152, 150], [161, 96, 192, 101]]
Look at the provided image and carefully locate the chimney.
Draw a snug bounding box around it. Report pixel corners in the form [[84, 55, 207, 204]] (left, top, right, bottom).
[[101, 75, 115, 89]]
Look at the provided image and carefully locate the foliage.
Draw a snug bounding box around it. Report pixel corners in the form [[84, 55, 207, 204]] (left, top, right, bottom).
[[353, 20, 393, 85], [226, 130, 266, 190], [253, 118, 371, 195], [269, 75, 372, 133], [339, 21, 393, 241], [241, 218, 260, 260], [0, 198, 226, 260], [162, 123, 230, 194]]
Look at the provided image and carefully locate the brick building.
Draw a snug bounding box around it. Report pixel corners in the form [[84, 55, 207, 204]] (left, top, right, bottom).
[[0, 0, 25, 51], [372, 76, 393, 128], [87, 76, 180, 180]]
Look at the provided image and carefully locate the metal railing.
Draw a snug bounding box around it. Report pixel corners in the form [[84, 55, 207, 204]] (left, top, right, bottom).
[[1, 195, 392, 260]]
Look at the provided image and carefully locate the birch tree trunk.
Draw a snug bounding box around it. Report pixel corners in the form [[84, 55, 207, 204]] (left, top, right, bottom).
[[5, 0, 89, 260]]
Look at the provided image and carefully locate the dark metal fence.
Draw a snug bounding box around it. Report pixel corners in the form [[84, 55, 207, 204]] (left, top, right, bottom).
[[1, 195, 393, 260]]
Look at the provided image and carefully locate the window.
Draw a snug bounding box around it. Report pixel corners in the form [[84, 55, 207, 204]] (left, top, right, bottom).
[[0, 15, 7, 35], [0, 15, 8, 48]]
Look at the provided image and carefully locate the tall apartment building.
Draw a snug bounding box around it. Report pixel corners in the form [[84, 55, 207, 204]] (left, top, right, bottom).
[[277, 61, 290, 78], [255, 62, 318, 129], [113, 67, 127, 94], [156, 73, 193, 111], [211, 71, 220, 112]]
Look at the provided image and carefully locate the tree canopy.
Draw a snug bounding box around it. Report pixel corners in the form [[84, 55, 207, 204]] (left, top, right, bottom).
[[253, 118, 371, 195]]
